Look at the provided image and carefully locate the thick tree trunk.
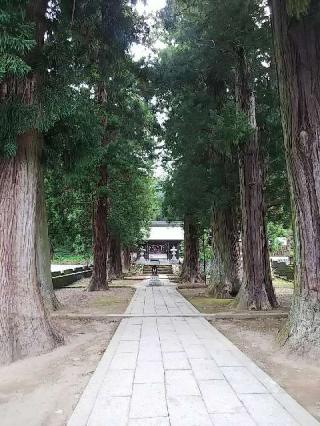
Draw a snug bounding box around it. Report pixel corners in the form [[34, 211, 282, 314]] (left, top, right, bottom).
[[0, 132, 62, 364], [181, 216, 202, 284], [271, 0, 320, 351], [36, 166, 60, 310], [108, 236, 123, 280], [209, 207, 241, 298], [88, 166, 109, 291], [235, 48, 278, 310]]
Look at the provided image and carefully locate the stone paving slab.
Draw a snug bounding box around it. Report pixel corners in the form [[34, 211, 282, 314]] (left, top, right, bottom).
[[68, 281, 319, 426]]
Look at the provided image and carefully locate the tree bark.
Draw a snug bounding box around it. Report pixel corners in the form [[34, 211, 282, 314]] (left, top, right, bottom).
[[0, 131, 62, 364], [235, 48, 278, 310], [181, 216, 202, 284], [270, 0, 320, 351], [209, 207, 241, 298], [122, 247, 131, 273], [88, 82, 109, 292], [36, 165, 60, 310], [88, 165, 109, 291], [108, 235, 123, 280]]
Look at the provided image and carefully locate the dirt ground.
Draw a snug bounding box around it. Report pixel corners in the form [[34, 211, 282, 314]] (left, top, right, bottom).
[[56, 281, 135, 315], [214, 317, 320, 421], [0, 284, 136, 426], [111, 278, 147, 287]]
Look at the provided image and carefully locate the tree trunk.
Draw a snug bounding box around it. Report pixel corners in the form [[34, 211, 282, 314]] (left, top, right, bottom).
[[88, 165, 109, 291], [88, 82, 109, 292], [209, 207, 241, 298], [0, 131, 62, 364], [270, 0, 320, 351], [181, 216, 202, 284], [122, 247, 131, 273], [108, 236, 123, 280], [235, 48, 278, 310], [36, 165, 60, 310]]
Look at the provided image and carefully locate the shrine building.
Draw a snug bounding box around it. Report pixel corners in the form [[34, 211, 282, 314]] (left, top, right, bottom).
[[140, 221, 184, 264]]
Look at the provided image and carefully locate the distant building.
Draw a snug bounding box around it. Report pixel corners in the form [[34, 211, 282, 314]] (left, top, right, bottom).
[[139, 221, 184, 264]]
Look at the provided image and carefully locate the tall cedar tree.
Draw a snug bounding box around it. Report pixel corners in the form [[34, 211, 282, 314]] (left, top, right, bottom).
[[71, 0, 135, 291], [0, 0, 61, 364], [89, 82, 109, 291], [198, 0, 278, 308], [270, 0, 320, 351], [235, 47, 277, 309]]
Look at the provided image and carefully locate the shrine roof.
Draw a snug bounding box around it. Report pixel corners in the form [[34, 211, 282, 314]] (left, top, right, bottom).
[[147, 221, 184, 241]]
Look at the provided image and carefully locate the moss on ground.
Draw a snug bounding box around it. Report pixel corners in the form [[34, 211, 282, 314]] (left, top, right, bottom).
[[180, 277, 294, 314], [92, 296, 125, 307], [273, 277, 294, 289], [179, 288, 235, 313], [188, 297, 234, 313]]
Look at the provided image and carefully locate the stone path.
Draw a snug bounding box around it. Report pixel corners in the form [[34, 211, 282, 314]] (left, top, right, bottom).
[[68, 280, 319, 426]]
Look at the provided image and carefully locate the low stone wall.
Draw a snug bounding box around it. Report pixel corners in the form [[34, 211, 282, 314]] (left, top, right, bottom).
[[52, 266, 92, 289], [271, 261, 294, 281]]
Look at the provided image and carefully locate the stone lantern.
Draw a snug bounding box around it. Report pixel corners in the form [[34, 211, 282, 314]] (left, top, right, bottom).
[[137, 247, 146, 264], [170, 245, 178, 264]]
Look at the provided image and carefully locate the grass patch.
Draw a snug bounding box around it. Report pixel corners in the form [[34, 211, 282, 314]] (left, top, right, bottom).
[[188, 297, 234, 313], [179, 278, 293, 314], [52, 253, 91, 264], [92, 296, 125, 307], [179, 288, 235, 313], [273, 277, 294, 289]]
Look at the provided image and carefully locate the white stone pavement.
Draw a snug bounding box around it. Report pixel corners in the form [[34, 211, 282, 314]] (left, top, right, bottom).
[[68, 280, 319, 426]]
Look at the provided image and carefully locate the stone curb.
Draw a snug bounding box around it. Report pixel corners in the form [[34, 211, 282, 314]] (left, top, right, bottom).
[[52, 311, 288, 321]]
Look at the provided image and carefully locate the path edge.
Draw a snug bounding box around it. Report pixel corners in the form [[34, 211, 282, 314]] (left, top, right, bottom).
[[67, 319, 128, 426]]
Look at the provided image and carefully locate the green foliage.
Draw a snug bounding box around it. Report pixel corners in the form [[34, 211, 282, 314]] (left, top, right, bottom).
[[44, 1, 158, 255], [0, 2, 41, 156], [45, 169, 93, 258], [44, 89, 104, 169], [0, 1, 35, 80], [0, 100, 31, 156], [153, 180, 166, 220], [267, 222, 291, 253], [52, 251, 91, 265], [104, 69, 158, 248], [155, 0, 247, 231], [0, 0, 90, 157], [109, 173, 158, 247], [210, 102, 254, 155]]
